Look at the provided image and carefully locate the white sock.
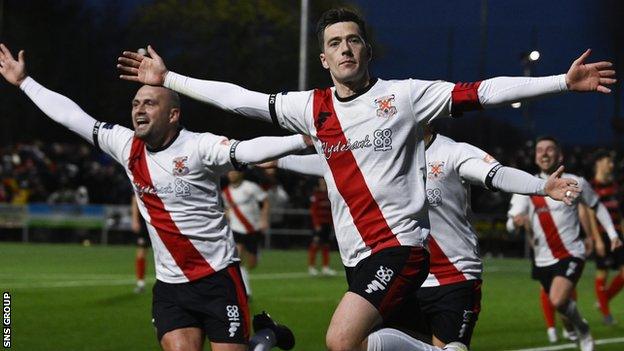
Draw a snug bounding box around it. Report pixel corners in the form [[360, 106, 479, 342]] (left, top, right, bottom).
[[367, 328, 442, 351], [240, 267, 252, 296]]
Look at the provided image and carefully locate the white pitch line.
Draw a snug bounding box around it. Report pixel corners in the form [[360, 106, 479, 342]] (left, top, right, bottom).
[[506, 337, 624, 351]]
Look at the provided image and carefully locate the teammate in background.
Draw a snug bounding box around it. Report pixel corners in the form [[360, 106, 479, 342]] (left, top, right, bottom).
[[118, 7, 615, 350], [0, 43, 303, 351], [264, 126, 580, 349], [590, 150, 624, 325], [507, 136, 622, 351], [131, 195, 149, 293], [223, 170, 270, 297], [538, 201, 593, 343], [308, 178, 336, 276], [262, 168, 290, 229]]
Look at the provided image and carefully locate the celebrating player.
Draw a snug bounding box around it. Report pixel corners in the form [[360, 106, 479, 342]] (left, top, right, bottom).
[[223, 170, 270, 297], [590, 150, 624, 325], [117, 8, 615, 351], [266, 126, 581, 349], [507, 137, 622, 351], [0, 43, 301, 351]]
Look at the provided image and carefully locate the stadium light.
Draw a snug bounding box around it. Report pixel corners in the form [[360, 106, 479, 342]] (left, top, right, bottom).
[[528, 50, 540, 62], [511, 102, 522, 109]]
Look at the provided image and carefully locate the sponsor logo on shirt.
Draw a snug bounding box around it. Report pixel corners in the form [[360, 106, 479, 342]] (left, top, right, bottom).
[[174, 179, 191, 197], [173, 156, 190, 176], [427, 188, 443, 207], [364, 265, 394, 294], [321, 135, 373, 159], [320, 128, 394, 159], [427, 161, 445, 180], [133, 181, 174, 197], [374, 94, 397, 118]]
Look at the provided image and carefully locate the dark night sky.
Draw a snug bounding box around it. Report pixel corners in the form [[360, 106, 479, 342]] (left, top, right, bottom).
[[82, 0, 624, 145], [353, 0, 622, 145]]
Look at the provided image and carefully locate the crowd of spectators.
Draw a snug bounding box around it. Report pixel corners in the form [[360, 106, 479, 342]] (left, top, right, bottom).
[[0, 141, 131, 205], [1, 140, 621, 216]]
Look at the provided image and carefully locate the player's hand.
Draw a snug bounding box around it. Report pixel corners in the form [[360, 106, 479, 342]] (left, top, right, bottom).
[[0, 44, 27, 86], [302, 135, 313, 147], [595, 239, 606, 257], [513, 214, 528, 228], [117, 45, 168, 85], [566, 49, 616, 93], [256, 160, 278, 169], [544, 166, 580, 205], [611, 237, 623, 251]]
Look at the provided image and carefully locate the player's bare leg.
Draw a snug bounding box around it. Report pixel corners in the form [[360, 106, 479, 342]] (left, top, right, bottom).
[[326, 292, 459, 351], [160, 327, 205, 351], [326, 292, 381, 351], [550, 277, 593, 351]]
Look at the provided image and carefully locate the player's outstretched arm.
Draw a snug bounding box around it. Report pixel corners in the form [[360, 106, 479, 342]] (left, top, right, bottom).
[[118, 46, 272, 122], [459, 154, 580, 205], [232, 135, 311, 165], [0, 43, 97, 143], [276, 154, 327, 177], [464, 50, 616, 111], [256, 154, 326, 177]]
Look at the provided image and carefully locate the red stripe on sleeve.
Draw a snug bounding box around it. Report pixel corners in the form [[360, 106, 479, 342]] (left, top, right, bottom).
[[530, 196, 571, 260], [451, 81, 483, 116], [129, 138, 214, 281], [313, 88, 399, 254]]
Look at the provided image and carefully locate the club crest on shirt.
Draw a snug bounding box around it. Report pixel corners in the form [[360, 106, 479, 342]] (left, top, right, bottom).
[[427, 161, 445, 180], [173, 156, 189, 176], [374, 95, 397, 118]]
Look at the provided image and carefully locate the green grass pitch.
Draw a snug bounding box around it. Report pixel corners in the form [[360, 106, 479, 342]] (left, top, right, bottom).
[[2, 242, 623, 350]]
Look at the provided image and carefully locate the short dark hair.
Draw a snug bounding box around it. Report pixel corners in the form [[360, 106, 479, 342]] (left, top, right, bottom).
[[316, 8, 368, 51], [535, 135, 560, 150], [166, 89, 181, 109]]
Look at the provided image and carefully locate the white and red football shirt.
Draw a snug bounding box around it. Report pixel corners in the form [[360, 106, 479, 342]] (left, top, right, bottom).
[[422, 134, 499, 287], [222, 180, 268, 234], [270, 78, 462, 267], [96, 124, 239, 283], [507, 173, 599, 267]]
